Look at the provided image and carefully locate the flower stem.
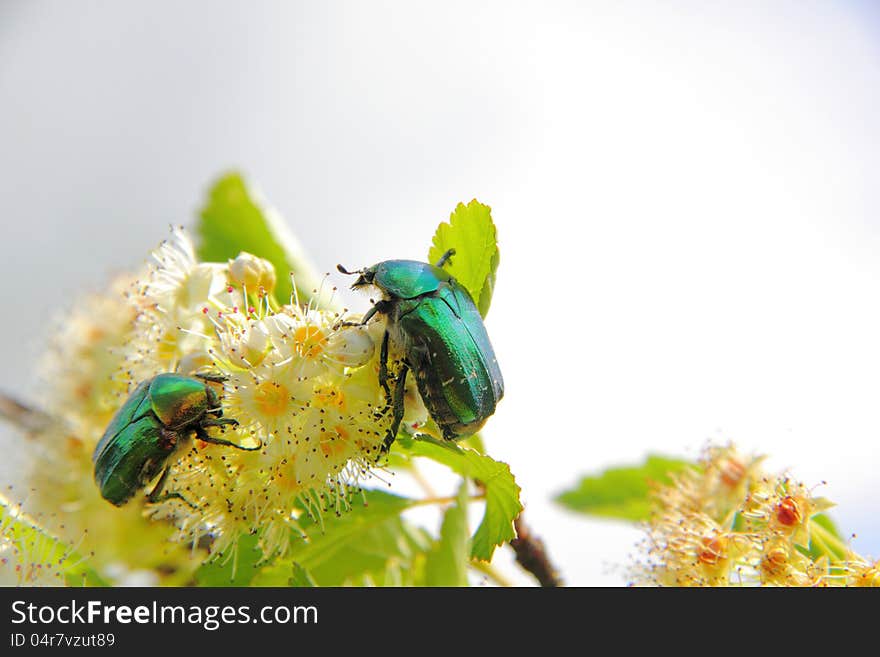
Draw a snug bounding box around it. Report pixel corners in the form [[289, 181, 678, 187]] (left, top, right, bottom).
[[409, 462, 438, 499], [411, 494, 485, 507]]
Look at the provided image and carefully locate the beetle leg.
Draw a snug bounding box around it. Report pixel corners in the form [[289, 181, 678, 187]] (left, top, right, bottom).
[[434, 248, 456, 268], [381, 364, 409, 454], [372, 330, 395, 423], [202, 417, 239, 428], [377, 329, 392, 403], [147, 468, 197, 508], [194, 372, 228, 384], [337, 299, 390, 328], [339, 301, 393, 416], [196, 424, 262, 451]]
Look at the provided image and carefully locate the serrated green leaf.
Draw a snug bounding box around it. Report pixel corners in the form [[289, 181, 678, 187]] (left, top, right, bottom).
[[555, 455, 691, 522], [477, 247, 500, 319], [424, 483, 470, 586], [0, 494, 107, 586], [282, 490, 430, 586], [194, 533, 264, 586], [399, 435, 522, 561], [289, 563, 317, 587], [428, 199, 499, 318], [196, 172, 326, 307]]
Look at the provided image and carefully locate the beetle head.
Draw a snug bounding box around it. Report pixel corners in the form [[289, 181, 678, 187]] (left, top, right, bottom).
[[336, 264, 376, 289]]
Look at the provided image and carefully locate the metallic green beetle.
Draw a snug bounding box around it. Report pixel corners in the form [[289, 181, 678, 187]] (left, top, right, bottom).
[[92, 373, 257, 507], [338, 249, 503, 451]]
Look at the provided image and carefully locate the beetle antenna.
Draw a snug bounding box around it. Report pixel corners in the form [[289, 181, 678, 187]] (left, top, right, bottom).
[[195, 372, 228, 384], [336, 264, 361, 276], [435, 248, 456, 268]]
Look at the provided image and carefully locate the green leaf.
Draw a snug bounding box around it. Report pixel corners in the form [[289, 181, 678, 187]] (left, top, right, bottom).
[[382, 446, 414, 471], [428, 199, 499, 318], [289, 563, 317, 587], [555, 455, 692, 522], [194, 533, 264, 586], [424, 483, 471, 586], [399, 435, 522, 561], [477, 247, 500, 320], [459, 433, 486, 454], [805, 513, 847, 562], [282, 490, 431, 586], [0, 494, 107, 586], [196, 172, 326, 307]]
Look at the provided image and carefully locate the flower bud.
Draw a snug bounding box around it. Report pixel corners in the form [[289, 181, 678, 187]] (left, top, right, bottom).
[[325, 325, 375, 368], [228, 252, 276, 293]]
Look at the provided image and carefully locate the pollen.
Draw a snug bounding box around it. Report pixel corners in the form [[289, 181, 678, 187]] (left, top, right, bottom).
[[775, 496, 802, 527], [759, 538, 799, 584], [314, 386, 346, 411], [320, 426, 350, 458], [761, 547, 788, 578], [253, 381, 291, 417], [274, 458, 302, 493], [697, 535, 727, 566], [293, 325, 325, 358]]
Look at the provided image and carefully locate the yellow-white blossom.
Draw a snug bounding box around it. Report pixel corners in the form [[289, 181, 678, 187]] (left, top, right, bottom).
[[117, 229, 392, 560], [630, 443, 871, 587], [23, 271, 200, 584], [18, 227, 399, 576], [0, 494, 85, 586]]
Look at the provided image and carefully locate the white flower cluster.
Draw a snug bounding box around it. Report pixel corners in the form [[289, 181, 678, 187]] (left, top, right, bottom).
[[118, 229, 404, 558]]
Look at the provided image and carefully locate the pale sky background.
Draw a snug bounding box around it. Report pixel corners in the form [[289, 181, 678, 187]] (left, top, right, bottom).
[[1, 1, 879, 585]]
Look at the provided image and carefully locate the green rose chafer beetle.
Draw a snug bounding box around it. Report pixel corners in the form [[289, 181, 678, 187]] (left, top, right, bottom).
[[92, 372, 257, 507], [338, 249, 503, 451]]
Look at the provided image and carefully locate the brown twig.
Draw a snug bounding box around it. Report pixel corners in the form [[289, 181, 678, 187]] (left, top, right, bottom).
[[510, 513, 562, 587], [0, 393, 55, 435]]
